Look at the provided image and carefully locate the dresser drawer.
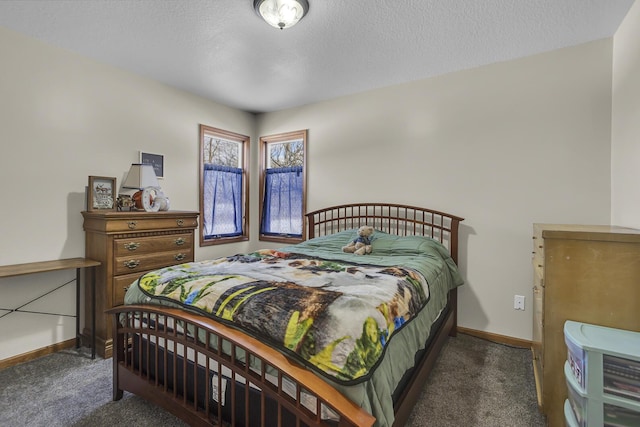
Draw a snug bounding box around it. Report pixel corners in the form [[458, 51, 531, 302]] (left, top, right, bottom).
[[113, 272, 144, 306], [92, 214, 198, 233], [115, 250, 193, 276], [106, 216, 198, 233], [533, 283, 544, 348], [532, 245, 544, 270], [533, 264, 544, 288], [532, 226, 545, 270], [532, 235, 544, 255], [533, 348, 544, 409], [114, 233, 192, 257]]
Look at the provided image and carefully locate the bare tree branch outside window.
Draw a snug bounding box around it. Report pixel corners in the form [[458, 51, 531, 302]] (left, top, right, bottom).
[[204, 136, 240, 167], [268, 140, 303, 168]]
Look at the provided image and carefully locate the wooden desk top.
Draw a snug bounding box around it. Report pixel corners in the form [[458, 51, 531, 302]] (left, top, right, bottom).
[[0, 258, 101, 279]]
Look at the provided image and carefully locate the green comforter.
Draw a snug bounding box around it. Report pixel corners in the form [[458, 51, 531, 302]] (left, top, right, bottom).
[[125, 229, 464, 426]]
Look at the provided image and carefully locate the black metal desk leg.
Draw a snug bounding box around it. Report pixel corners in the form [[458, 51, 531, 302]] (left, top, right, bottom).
[[75, 268, 80, 349], [91, 267, 96, 360], [78, 266, 97, 359]]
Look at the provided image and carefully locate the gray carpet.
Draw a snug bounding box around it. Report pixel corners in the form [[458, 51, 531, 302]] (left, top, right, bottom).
[[0, 333, 545, 427]]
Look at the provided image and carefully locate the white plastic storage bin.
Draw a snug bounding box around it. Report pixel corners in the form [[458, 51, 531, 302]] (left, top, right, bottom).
[[565, 326, 587, 389], [564, 361, 588, 426], [563, 321, 640, 427], [565, 399, 579, 427]]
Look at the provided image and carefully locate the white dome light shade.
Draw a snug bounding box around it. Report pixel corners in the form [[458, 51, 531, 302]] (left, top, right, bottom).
[[254, 0, 309, 30]]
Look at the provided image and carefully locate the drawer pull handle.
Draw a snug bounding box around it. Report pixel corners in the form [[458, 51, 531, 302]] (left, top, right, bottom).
[[128, 221, 137, 230], [176, 219, 185, 227], [124, 242, 140, 251], [175, 237, 186, 246], [123, 286, 129, 293], [124, 260, 140, 269], [174, 253, 186, 261]]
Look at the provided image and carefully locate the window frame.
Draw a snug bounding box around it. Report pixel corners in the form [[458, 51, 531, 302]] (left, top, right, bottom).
[[199, 124, 249, 246], [259, 129, 307, 244]]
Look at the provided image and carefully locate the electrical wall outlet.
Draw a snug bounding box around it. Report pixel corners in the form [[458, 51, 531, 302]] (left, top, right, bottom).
[[514, 295, 525, 311]]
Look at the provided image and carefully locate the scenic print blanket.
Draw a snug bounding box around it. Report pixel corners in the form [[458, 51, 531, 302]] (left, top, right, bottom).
[[137, 249, 430, 384]]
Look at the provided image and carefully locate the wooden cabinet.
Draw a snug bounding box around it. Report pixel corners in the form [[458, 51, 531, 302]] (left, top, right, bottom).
[[82, 210, 198, 358], [532, 224, 640, 427]]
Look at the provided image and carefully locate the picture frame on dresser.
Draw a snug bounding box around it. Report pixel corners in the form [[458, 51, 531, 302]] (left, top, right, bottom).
[[87, 176, 117, 211]]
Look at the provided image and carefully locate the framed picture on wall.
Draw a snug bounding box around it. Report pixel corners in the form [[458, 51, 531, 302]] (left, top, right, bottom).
[[139, 151, 164, 179], [87, 176, 117, 211]]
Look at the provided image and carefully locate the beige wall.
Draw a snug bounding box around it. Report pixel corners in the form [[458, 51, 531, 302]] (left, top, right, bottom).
[[0, 27, 255, 360], [256, 39, 613, 341], [612, 0, 640, 227], [0, 22, 619, 360]]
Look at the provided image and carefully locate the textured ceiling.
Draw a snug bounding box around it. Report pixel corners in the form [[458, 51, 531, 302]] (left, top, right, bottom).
[[0, 0, 634, 114]]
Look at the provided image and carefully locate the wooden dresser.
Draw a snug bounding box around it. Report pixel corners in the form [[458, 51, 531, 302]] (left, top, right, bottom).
[[82, 210, 199, 358], [532, 224, 640, 427]]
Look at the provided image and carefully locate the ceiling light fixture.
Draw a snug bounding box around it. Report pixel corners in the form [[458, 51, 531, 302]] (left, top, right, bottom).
[[254, 0, 309, 30]]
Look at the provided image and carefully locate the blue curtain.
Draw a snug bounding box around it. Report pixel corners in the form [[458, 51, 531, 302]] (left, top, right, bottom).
[[261, 166, 303, 237], [203, 164, 243, 238]]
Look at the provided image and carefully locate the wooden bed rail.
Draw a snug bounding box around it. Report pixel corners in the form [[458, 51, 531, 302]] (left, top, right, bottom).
[[108, 305, 375, 427], [306, 203, 464, 264]]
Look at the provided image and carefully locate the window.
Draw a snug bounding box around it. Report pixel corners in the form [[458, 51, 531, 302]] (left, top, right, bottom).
[[199, 125, 249, 246], [259, 130, 307, 243]]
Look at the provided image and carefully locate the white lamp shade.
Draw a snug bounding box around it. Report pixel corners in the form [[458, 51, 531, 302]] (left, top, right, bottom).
[[123, 163, 159, 189], [254, 0, 309, 30]]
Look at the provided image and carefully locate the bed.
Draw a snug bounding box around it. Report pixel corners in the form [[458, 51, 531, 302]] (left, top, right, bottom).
[[107, 203, 464, 427]]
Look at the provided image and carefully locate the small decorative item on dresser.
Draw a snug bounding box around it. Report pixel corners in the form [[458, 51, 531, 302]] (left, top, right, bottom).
[[123, 163, 170, 212], [87, 176, 117, 211], [116, 194, 135, 211], [131, 186, 170, 212]]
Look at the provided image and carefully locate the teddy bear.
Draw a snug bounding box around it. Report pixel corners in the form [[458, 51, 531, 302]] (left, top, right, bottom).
[[342, 225, 374, 255]]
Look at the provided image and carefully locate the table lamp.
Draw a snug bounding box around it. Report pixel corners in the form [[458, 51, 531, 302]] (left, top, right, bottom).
[[122, 163, 168, 211]]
